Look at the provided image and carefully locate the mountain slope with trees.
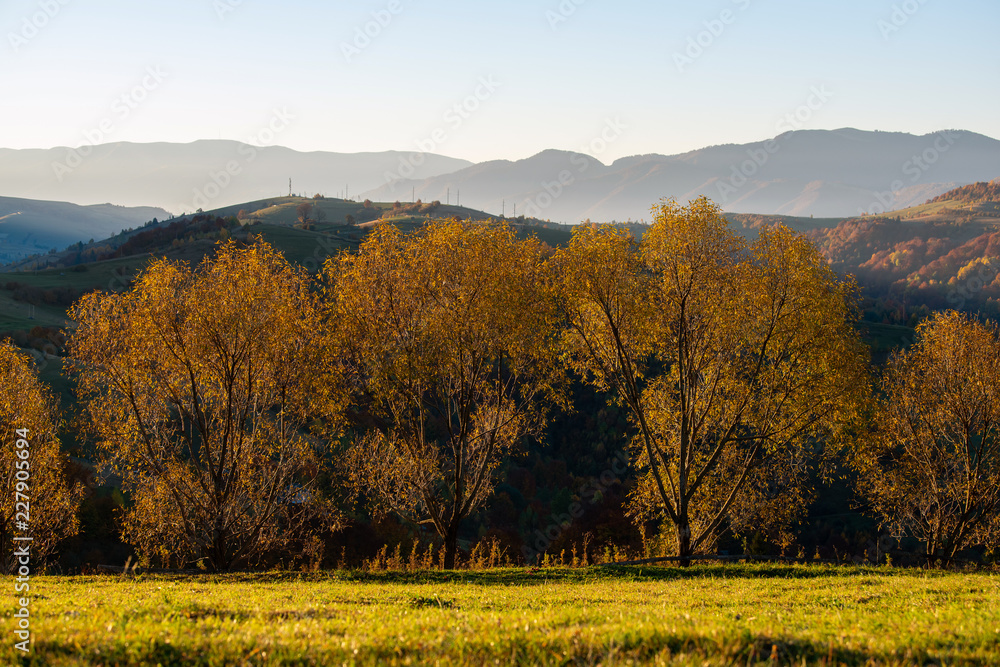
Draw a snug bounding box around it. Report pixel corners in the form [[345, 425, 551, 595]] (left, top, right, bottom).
[[804, 182, 1000, 322]]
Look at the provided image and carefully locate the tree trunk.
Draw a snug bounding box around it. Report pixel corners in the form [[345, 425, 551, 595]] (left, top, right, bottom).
[[443, 522, 460, 570], [677, 519, 692, 567], [212, 517, 229, 572], [0, 519, 9, 574], [925, 543, 940, 569]]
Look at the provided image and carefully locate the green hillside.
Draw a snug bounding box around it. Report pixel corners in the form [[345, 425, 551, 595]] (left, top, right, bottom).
[[725, 212, 846, 235], [22, 185, 1000, 347], [847, 181, 1000, 223], [880, 198, 999, 222], [0, 197, 574, 342]]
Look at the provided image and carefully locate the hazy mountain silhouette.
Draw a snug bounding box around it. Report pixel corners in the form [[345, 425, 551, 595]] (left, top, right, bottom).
[[0, 141, 473, 215], [0, 196, 169, 263], [361, 129, 1000, 222], [2, 130, 998, 226]]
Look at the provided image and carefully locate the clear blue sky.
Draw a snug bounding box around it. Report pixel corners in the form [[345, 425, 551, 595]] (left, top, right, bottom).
[[2, 0, 997, 162]]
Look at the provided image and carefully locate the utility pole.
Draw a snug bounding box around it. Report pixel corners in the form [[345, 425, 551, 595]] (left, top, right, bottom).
[[288, 179, 292, 197], [502, 199, 505, 217]]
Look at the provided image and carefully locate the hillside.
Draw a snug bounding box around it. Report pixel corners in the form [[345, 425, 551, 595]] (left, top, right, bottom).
[[0, 196, 169, 264], [0, 141, 472, 213], [724, 212, 845, 236], [361, 129, 1000, 223], [803, 182, 1000, 321], [10, 183, 1000, 361], [0, 196, 573, 344], [926, 178, 1000, 206]]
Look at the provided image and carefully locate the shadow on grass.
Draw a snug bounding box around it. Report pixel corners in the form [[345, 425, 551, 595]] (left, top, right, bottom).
[[66, 562, 924, 587], [327, 562, 909, 586], [32, 640, 189, 667], [599, 632, 882, 667], [32, 632, 916, 667]]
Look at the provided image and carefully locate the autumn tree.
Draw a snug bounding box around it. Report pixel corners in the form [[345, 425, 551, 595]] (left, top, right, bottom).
[[556, 198, 868, 563], [327, 219, 562, 568], [297, 202, 313, 223], [0, 343, 84, 572], [70, 241, 342, 571], [855, 311, 1000, 564]]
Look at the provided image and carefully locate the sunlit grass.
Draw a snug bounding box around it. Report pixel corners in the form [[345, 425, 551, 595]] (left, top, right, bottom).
[[8, 565, 999, 665]]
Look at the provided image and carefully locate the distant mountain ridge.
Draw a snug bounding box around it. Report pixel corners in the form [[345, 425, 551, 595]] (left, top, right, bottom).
[[0, 130, 997, 224], [0, 141, 473, 215], [361, 129, 1000, 222], [0, 196, 169, 264]]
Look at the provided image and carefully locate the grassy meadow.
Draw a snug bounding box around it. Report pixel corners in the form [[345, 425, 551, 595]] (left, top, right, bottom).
[[7, 565, 999, 666]]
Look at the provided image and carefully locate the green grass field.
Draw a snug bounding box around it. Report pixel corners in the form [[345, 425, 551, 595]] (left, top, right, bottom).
[[8, 565, 999, 665], [725, 213, 848, 235], [0, 291, 69, 332]]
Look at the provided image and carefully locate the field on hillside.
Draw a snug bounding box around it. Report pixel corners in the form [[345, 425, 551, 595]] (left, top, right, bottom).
[[0, 212, 577, 339], [8, 565, 999, 666], [892, 199, 1000, 222]]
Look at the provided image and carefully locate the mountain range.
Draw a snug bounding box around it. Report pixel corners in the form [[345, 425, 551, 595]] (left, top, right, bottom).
[[0, 129, 998, 227], [0, 141, 472, 215], [0, 197, 169, 264], [362, 129, 1000, 222]]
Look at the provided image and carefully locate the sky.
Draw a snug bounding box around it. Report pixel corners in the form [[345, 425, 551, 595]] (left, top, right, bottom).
[[2, 0, 998, 164]]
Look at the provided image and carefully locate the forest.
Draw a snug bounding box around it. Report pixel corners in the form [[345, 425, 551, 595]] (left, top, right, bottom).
[[2, 196, 999, 574]]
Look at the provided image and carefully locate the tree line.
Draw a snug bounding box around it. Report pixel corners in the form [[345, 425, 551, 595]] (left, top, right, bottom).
[[2, 197, 999, 572]]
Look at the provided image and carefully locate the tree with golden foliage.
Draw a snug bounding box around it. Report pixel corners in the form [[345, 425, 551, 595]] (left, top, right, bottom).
[[0, 342, 84, 572], [70, 241, 341, 571], [856, 310, 1000, 564], [556, 197, 868, 563], [327, 219, 563, 568]]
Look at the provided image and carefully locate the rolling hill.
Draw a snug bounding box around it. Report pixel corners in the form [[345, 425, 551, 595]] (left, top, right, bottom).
[[0, 196, 572, 337], [360, 129, 1000, 223], [6, 181, 1000, 365]]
